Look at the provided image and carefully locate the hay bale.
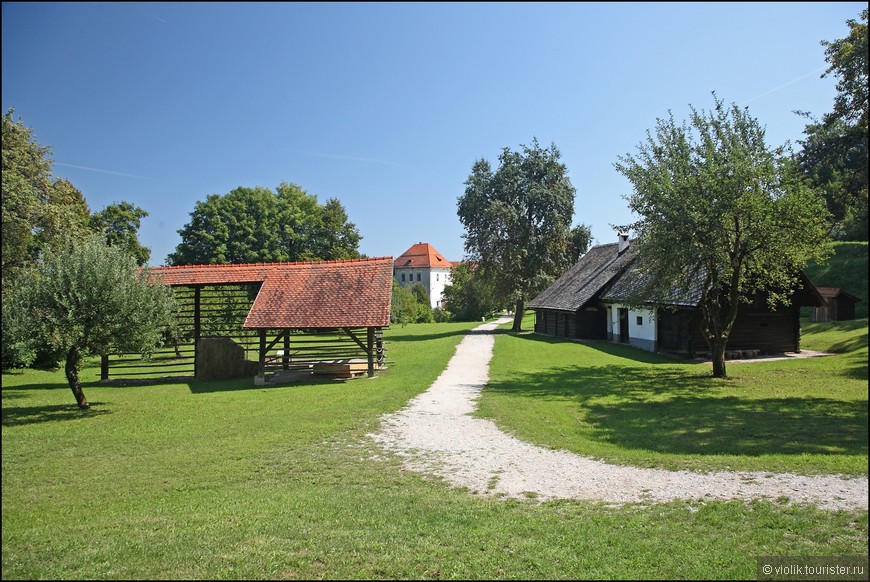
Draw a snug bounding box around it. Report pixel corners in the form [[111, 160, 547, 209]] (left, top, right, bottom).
[[196, 337, 260, 380]]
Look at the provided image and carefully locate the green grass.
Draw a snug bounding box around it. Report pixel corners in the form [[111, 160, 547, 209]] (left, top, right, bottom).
[[2, 320, 868, 580], [803, 241, 868, 318], [482, 314, 868, 475]]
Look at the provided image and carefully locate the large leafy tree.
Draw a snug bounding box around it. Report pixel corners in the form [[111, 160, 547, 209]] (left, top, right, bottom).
[[307, 197, 363, 261], [441, 262, 499, 322], [2, 235, 176, 408], [90, 201, 151, 266], [458, 139, 591, 331], [168, 182, 362, 265], [2, 110, 91, 281], [797, 9, 868, 240], [614, 96, 832, 378]]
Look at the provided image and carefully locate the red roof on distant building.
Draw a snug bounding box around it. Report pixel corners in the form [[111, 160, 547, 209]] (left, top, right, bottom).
[[149, 258, 393, 328], [394, 243, 453, 269]]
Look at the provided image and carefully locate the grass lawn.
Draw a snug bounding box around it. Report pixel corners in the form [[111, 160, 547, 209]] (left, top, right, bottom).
[[2, 319, 868, 580], [483, 313, 868, 475]]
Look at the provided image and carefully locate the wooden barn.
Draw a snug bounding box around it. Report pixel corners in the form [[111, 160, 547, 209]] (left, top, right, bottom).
[[104, 257, 393, 382], [528, 234, 636, 341], [812, 287, 861, 322], [528, 235, 826, 357]]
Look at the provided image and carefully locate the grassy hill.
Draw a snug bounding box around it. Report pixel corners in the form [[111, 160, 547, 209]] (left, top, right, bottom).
[[803, 241, 868, 319]]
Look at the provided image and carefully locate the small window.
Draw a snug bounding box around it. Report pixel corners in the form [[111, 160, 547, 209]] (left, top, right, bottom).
[[401, 274, 405, 282], [417, 273, 421, 281], [636, 316, 643, 326], [436, 274, 439, 281]]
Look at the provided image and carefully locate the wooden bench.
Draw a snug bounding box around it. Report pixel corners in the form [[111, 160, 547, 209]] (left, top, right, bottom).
[[312, 359, 369, 378]]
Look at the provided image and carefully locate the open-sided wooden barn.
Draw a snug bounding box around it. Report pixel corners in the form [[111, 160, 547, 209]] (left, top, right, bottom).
[[528, 235, 825, 357], [104, 257, 393, 382]]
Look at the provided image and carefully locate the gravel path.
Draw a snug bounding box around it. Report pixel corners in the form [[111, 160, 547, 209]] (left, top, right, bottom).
[[370, 318, 868, 511]]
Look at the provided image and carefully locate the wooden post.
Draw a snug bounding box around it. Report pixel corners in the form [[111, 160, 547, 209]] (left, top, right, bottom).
[[283, 330, 290, 370], [367, 327, 375, 377], [794, 304, 802, 353], [375, 328, 384, 368], [258, 329, 267, 377], [193, 286, 202, 375]]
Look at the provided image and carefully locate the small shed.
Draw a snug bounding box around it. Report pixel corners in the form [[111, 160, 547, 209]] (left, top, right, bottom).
[[812, 287, 861, 322]]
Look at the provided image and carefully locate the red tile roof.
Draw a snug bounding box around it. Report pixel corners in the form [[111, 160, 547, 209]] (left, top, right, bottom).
[[394, 243, 453, 269], [149, 258, 393, 328]]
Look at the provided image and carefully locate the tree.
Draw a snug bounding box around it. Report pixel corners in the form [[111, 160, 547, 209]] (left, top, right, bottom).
[[441, 262, 499, 321], [307, 197, 364, 261], [168, 182, 362, 265], [822, 9, 868, 130], [2, 110, 91, 281], [90, 201, 151, 266], [390, 281, 418, 325], [457, 139, 588, 331], [614, 96, 832, 378], [2, 235, 176, 408], [797, 9, 868, 240]]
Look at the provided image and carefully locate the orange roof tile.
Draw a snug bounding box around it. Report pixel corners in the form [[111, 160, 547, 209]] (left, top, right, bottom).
[[149, 258, 393, 328], [394, 243, 453, 269]]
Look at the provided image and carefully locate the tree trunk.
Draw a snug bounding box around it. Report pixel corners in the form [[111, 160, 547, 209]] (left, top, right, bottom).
[[710, 338, 727, 378], [65, 346, 90, 409], [100, 354, 109, 381], [512, 299, 524, 331]]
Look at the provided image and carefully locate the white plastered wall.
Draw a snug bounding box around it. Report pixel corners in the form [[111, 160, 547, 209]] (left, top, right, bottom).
[[606, 303, 658, 352]]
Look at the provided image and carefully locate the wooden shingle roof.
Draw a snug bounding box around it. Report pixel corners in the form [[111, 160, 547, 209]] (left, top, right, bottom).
[[149, 258, 393, 329], [817, 287, 861, 303], [530, 241, 825, 312], [603, 263, 826, 308], [600, 261, 705, 307], [527, 243, 637, 312]]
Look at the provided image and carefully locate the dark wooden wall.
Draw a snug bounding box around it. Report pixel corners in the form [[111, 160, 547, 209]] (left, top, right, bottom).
[[658, 302, 801, 356], [533, 308, 606, 340]]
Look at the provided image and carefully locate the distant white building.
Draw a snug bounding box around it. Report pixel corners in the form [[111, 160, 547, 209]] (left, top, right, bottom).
[[394, 242, 457, 309]]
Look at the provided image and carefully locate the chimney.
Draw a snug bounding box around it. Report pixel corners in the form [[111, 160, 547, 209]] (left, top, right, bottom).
[[618, 232, 630, 254]]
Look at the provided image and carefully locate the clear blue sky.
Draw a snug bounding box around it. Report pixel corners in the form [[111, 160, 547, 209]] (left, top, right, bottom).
[[3, 2, 864, 266]]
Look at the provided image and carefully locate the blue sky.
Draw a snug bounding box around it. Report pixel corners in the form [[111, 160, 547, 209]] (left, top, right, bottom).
[[3, 2, 864, 266]]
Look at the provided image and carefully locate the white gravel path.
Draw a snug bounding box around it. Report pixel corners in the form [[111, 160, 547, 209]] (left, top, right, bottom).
[[370, 317, 868, 511]]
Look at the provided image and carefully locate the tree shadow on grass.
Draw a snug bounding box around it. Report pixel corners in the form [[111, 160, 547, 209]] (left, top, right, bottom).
[[186, 375, 345, 394], [486, 364, 868, 458], [838, 350, 870, 382], [0, 379, 78, 391], [2, 403, 112, 427], [507, 331, 683, 365]]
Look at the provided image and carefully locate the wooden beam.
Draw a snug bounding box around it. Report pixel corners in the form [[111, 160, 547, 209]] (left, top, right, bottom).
[[263, 330, 288, 354], [258, 329, 267, 377], [367, 327, 375, 377], [341, 327, 372, 355], [193, 286, 202, 373]]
